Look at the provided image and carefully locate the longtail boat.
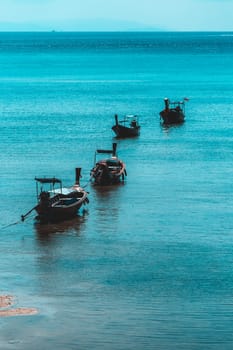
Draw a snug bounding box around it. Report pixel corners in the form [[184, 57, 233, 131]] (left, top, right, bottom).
[[112, 114, 140, 138], [90, 143, 127, 185], [159, 97, 189, 124], [22, 168, 89, 223]]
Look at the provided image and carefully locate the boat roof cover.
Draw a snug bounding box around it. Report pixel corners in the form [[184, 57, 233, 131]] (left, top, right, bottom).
[[96, 149, 113, 154], [35, 177, 62, 184]]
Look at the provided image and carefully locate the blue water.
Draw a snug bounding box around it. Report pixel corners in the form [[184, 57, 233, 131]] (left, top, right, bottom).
[[1, 32, 233, 349]]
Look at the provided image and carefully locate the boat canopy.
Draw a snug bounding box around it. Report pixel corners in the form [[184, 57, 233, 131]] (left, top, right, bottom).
[[35, 176, 62, 199], [96, 149, 114, 155], [94, 143, 117, 163], [35, 177, 62, 184]]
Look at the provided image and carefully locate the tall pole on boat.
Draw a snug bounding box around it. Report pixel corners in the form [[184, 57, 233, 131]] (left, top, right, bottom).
[[112, 143, 117, 157], [75, 168, 81, 185], [114, 114, 119, 125], [164, 98, 169, 110]]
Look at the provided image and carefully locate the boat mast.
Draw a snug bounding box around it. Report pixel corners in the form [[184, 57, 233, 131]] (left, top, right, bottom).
[[75, 168, 81, 185], [164, 98, 170, 110], [112, 143, 117, 157], [114, 114, 119, 125]]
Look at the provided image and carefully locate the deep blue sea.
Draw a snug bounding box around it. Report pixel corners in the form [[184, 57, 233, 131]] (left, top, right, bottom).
[[1, 31, 233, 349]]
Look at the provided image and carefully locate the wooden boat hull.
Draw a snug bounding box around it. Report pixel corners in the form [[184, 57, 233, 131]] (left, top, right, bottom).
[[35, 192, 89, 223], [112, 124, 140, 138], [160, 109, 185, 124], [91, 160, 127, 185]]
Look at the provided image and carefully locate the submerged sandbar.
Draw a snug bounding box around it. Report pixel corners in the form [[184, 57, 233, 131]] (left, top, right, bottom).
[[0, 295, 38, 317]]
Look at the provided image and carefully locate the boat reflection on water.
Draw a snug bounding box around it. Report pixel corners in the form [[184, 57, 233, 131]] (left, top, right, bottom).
[[34, 209, 88, 243], [93, 181, 125, 201], [161, 121, 185, 134], [91, 182, 125, 233]]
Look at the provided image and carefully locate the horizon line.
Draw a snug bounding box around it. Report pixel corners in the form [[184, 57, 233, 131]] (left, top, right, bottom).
[[0, 30, 232, 33]]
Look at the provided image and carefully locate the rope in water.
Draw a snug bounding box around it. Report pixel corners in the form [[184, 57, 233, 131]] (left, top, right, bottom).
[[0, 211, 34, 230]]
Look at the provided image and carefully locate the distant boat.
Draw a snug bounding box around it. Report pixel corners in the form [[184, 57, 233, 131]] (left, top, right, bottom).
[[159, 98, 189, 124], [112, 114, 140, 138], [90, 143, 127, 185], [22, 168, 89, 223]]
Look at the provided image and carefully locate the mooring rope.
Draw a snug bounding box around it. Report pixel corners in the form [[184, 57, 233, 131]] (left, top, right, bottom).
[[82, 176, 93, 188], [0, 210, 34, 231], [1, 220, 21, 230]]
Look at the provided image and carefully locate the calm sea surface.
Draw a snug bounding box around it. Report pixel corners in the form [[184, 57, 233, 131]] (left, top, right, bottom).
[[1, 32, 233, 349]]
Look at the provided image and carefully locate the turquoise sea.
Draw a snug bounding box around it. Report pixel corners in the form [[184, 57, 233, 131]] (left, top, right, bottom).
[[1, 32, 233, 349]]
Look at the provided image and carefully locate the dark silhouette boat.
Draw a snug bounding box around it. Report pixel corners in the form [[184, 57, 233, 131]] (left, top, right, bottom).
[[22, 168, 89, 223], [90, 143, 127, 185], [112, 114, 140, 138], [159, 98, 189, 125]]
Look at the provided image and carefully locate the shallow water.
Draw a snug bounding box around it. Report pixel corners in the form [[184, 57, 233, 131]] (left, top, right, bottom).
[[1, 32, 233, 349]]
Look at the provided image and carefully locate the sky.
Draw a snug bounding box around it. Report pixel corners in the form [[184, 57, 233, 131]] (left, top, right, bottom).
[[0, 0, 233, 31]]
